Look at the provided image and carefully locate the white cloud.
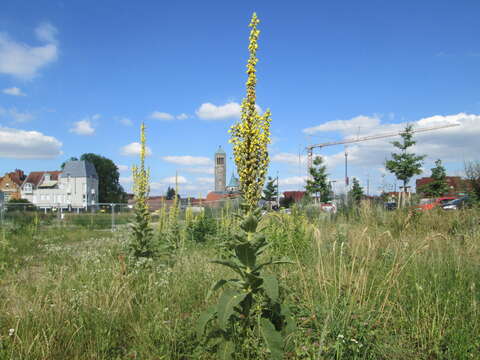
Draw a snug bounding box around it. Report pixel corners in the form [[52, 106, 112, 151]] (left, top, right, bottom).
[[0, 107, 34, 123], [120, 176, 132, 184], [2, 87, 26, 96], [0, 23, 58, 79], [182, 166, 214, 175], [271, 152, 307, 165], [150, 111, 174, 121], [121, 142, 152, 156], [70, 119, 95, 136], [117, 164, 129, 172], [196, 177, 214, 184], [303, 115, 381, 135], [119, 117, 133, 126], [195, 102, 263, 120], [35, 23, 58, 44], [159, 176, 188, 184], [279, 176, 307, 186], [0, 126, 62, 159], [161, 155, 212, 166], [196, 102, 241, 120], [176, 113, 189, 120]]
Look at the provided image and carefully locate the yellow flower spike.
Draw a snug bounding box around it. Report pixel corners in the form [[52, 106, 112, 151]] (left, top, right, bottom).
[[230, 13, 271, 212]]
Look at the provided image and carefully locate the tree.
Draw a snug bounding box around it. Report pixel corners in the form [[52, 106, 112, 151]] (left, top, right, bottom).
[[464, 160, 480, 201], [419, 159, 450, 197], [79, 153, 127, 203], [262, 177, 278, 202], [349, 178, 364, 205], [305, 156, 330, 203], [165, 186, 176, 200], [386, 124, 426, 192]]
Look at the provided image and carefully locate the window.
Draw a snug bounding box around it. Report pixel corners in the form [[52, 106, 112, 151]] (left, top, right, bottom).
[[24, 183, 32, 193], [216, 157, 224, 165]]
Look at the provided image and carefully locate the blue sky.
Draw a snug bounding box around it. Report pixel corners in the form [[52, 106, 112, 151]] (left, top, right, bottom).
[[1, 0, 479, 196]]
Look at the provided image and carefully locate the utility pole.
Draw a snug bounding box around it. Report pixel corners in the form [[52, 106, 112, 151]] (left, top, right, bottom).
[[366, 173, 370, 196], [344, 149, 349, 205], [276, 171, 280, 208]]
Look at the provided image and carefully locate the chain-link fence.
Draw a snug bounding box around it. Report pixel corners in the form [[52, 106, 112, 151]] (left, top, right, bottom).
[[0, 197, 243, 231], [0, 202, 134, 231]]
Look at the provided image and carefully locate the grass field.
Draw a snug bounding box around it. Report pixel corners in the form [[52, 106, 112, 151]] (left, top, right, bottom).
[[0, 205, 479, 359]]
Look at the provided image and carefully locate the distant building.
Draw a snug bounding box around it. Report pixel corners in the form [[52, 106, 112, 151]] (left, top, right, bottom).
[[416, 176, 466, 196], [226, 173, 240, 193], [21, 160, 99, 210], [214, 146, 226, 192], [0, 169, 26, 202], [283, 191, 306, 202]]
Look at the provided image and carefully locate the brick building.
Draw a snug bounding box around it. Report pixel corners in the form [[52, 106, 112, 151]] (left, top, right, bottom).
[[0, 169, 26, 201], [416, 176, 467, 196]]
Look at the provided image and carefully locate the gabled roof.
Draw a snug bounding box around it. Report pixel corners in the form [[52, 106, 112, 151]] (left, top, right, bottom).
[[23, 171, 61, 187], [2, 170, 25, 187], [61, 161, 98, 179]]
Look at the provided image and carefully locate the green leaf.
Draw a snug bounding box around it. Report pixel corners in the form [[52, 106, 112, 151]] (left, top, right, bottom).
[[196, 306, 216, 338], [261, 273, 279, 302], [217, 340, 235, 360], [217, 289, 247, 331], [207, 279, 243, 298], [260, 318, 284, 360], [240, 212, 258, 232], [281, 304, 297, 336], [253, 258, 294, 272], [235, 243, 256, 268], [212, 259, 244, 275], [207, 279, 227, 298]]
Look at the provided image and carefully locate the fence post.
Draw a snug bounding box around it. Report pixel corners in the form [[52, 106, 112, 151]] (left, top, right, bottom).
[[111, 203, 115, 231]]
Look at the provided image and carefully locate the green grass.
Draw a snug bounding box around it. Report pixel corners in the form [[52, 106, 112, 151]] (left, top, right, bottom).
[[0, 206, 479, 359]]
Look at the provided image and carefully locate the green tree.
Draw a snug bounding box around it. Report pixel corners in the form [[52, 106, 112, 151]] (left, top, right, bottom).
[[305, 156, 330, 202], [386, 124, 426, 192], [464, 160, 480, 201], [64, 154, 127, 203], [420, 159, 450, 197], [262, 176, 278, 203], [165, 186, 176, 200], [349, 177, 364, 205]]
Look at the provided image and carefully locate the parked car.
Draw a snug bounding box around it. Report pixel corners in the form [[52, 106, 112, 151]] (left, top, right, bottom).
[[415, 196, 457, 211], [442, 196, 471, 210], [384, 202, 397, 211]]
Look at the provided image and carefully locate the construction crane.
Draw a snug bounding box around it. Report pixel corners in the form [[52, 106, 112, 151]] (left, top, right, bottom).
[[306, 123, 460, 171]]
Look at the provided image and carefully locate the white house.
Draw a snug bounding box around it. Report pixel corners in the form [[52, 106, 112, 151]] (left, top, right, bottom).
[[21, 160, 99, 210]]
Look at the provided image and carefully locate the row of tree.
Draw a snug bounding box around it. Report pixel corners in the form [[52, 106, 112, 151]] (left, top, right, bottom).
[[297, 124, 477, 206]]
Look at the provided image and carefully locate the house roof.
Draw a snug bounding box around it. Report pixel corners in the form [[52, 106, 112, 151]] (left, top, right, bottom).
[[62, 160, 98, 179], [38, 180, 58, 188], [1, 170, 25, 187], [24, 171, 61, 187]]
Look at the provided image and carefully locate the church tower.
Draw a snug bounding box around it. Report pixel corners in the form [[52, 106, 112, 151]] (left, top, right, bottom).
[[214, 146, 226, 192]]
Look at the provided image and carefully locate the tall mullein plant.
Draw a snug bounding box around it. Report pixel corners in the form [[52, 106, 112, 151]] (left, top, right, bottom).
[[198, 14, 294, 360], [230, 12, 272, 213], [130, 122, 155, 260]]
